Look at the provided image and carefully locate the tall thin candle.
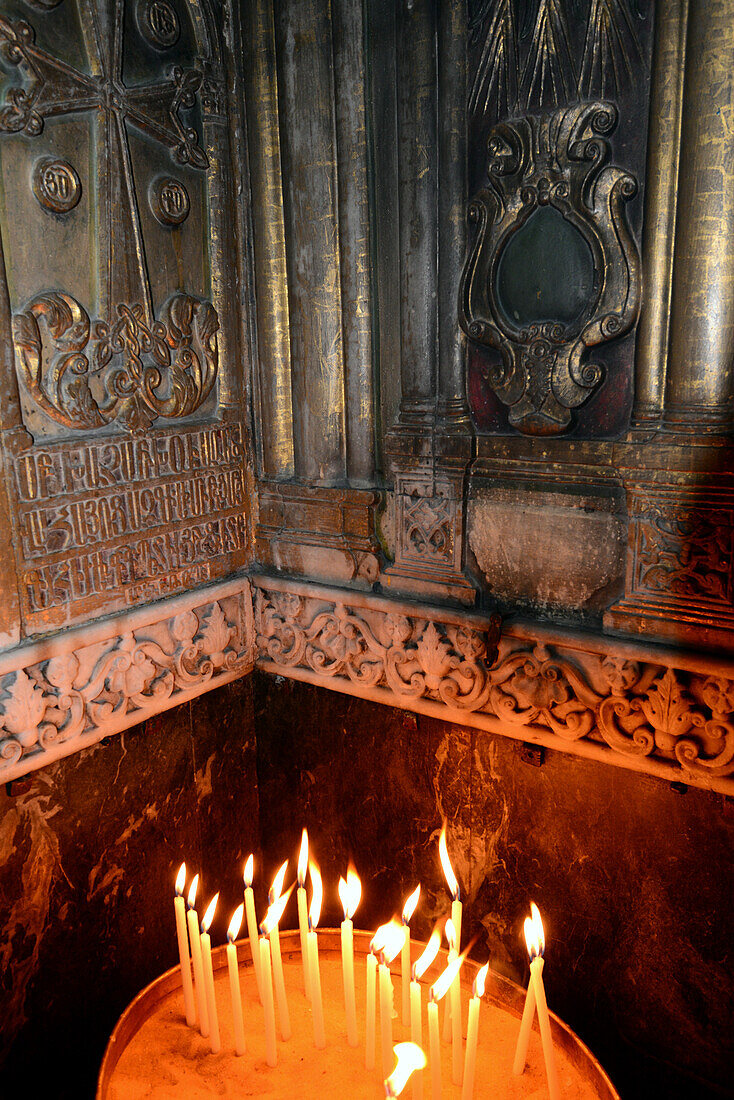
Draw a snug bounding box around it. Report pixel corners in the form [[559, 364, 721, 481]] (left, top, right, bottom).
[[267, 862, 292, 1041], [462, 963, 488, 1100], [226, 905, 246, 1056], [378, 920, 406, 1078], [439, 825, 462, 1046], [173, 862, 196, 1027], [365, 947, 378, 1071], [243, 854, 263, 1003], [401, 884, 420, 1026], [200, 893, 221, 1054], [514, 903, 559, 1100], [258, 931, 277, 1067], [338, 866, 361, 1047], [186, 875, 208, 1037], [428, 952, 464, 1100], [307, 861, 325, 1049], [410, 926, 442, 1100], [296, 829, 311, 999]]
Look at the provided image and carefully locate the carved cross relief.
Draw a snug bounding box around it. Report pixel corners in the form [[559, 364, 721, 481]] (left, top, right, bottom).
[[0, 0, 219, 433]]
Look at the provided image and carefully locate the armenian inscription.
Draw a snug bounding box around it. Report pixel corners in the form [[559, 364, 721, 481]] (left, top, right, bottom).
[[11, 422, 248, 623], [150, 176, 190, 225], [137, 0, 180, 48]]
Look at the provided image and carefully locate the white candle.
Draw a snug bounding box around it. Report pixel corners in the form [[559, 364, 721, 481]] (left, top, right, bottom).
[[379, 958, 393, 1078], [338, 867, 361, 1047], [365, 949, 377, 1070], [438, 826, 462, 1045], [243, 854, 263, 1003], [531, 955, 560, 1100], [461, 964, 488, 1100], [226, 905, 246, 1056], [307, 928, 326, 1048], [297, 830, 311, 999], [512, 972, 537, 1074], [429, 951, 463, 1100], [450, 952, 462, 1085], [173, 863, 196, 1026], [200, 893, 221, 1054], [401, 884, 420, 1026], [428, 996, 441, 1100], [307, 861, 326, 1049], [409, 979, 423, 1100], [186, 876, 208, 1037], [259, 934, 277, 1067], [442, 920, 457, 1044], [267, 861, 292, 1042]]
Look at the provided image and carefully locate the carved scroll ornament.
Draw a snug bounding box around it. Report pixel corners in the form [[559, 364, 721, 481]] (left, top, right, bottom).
[[254, 578, 734, 793], [12, 292, 219, 432], [0, 582, 252, 780], [460, 102, 640, 436]]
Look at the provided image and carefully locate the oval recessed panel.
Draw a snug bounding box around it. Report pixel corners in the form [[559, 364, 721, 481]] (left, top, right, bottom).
[[494, 206, 595, 330]]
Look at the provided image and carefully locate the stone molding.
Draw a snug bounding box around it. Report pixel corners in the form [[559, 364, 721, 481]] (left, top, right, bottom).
[[0, 576, 254, 782], [253, 575, 734, 796]]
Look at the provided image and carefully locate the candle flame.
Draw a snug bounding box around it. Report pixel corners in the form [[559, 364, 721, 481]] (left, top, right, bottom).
[[445, 917, 456, 952], [261, 884, 294, 936], [228, 903, 244, 943], [297, 828, 309, 887], [201, 892, 219, 934], [308, 861, 322, 929], [438, 823, 460, 901], [175, 862, 186, 897], [187, 873, 199, 910], [379, 918, 406, 965], [524, 901, 545, 959], [402, 884, 420, 924], [384, 1042, 427, 1097], [269, 859, 289, 905], [338, 865, 362, 920], [243, 853, 254, 888], [412, 924, 442, 981], [474, 962, 489, 998], [430, 952, 463, 1003]]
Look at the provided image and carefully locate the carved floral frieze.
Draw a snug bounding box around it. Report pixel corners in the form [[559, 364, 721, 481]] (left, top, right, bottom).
[[0, 578, 253, 781], [254, 577, 734, 794]]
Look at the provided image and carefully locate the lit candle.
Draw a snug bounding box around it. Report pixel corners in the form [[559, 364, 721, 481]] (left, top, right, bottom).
[[173, 862, 196, 1027], [297, 829, 311, 999], [512, 967, 537, 1075], [267, 860, 292, 1041], [200, 893, 221, 1054], [365, 933, 381, 1071], [385, 1042, 428, 1098], [523, 904, 560, 1100], [307, 861, 325, 1049], [401, 884, 421, 1026], [442, 919, 462, 1083], [379, 919, 406, 1078], [428, 955, 463, 1100], [243, 854, 263, 1003], [186, 875, 209, 1037], [338, 865, 361, 1047], [410, 926, 442, 1100], [258, 926, 277, 1067], [226, 904, 246, 1056], [461, 963, 488, 1100], [438, 824, 462, 1046]]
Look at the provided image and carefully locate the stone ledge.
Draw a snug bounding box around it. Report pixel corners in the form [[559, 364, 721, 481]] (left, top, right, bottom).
[[0, 575, 255, 782], [253, 575, 734, 796]]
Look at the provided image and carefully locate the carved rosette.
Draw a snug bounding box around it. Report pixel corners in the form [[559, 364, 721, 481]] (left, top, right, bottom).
[[0, 584, 252, 779], [460, 102, 640, 436]]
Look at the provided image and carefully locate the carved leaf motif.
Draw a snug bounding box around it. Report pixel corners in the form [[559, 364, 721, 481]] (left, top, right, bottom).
[[1, 670, 48, 743], [639, 669, 696, 745], [416, 623, 454, 689], [200, 603, 232, 662]]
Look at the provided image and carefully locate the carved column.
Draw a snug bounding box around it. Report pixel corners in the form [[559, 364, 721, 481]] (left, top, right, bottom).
[[607, 0, 734, 650], [333, 0, 375, 486], [384, 0, 475, 605], [275, 0, 346, 485], [243, 0, 294, 480], [664, 0, 734, 432], [632, 0, 688, 428]]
